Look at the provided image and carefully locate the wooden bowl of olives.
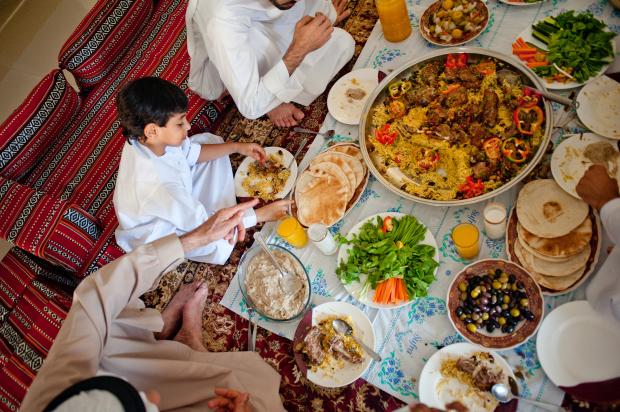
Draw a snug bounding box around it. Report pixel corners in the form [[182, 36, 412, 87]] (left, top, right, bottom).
[[447, 259, 544, 349]]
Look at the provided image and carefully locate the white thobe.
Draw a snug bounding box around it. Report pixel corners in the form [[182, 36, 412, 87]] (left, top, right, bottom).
[[20, 235, 285, 412], [587, 198, 620, 321], [186, 0, 355, 119], [113, 133, 256, 265]]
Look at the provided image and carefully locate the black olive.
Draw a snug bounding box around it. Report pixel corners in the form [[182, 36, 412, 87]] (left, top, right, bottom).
[[486, 323, 496, 333], [464, 307, 472, 315], [495, 269, 502, 276], [509, 274, 516, 283], [505, 325, 515, 333], [456, 307, 464, 317], [523, 310, 535, 321]]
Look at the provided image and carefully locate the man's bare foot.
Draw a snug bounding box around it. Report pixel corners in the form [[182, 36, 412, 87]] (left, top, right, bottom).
[[173, 282, 209, 352], [267, 102, 305, 128], [156, 279, 204, 340]]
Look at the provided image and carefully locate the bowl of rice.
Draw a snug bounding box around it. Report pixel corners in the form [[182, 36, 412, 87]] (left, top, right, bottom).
[[359, 47, 553, 206]]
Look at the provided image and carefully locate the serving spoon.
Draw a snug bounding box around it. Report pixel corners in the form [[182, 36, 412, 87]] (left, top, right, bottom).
[[491, 383, 561, 411], [332, 319, 382, 362], [253, 232, 300, 294]]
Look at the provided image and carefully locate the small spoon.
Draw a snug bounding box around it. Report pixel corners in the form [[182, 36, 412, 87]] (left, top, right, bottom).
[[332, 319, 382, 362], [253, 232, 300, 294], [293, 127, 335, 139], [491, 383, 561, 411], [524, 86, 578, 109]]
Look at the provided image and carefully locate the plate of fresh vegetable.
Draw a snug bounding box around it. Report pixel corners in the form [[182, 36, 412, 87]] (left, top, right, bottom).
[[335, 212, 439, 309], [512, 11, 616, 90]]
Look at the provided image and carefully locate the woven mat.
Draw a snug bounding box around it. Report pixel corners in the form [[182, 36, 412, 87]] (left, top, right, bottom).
[[142, 2, 405, 410]]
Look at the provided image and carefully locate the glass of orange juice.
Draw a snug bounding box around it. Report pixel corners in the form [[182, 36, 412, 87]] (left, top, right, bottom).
[[277, 216, 308, 248], [452, 223, 480, 259], [376, 0, 412, 42]]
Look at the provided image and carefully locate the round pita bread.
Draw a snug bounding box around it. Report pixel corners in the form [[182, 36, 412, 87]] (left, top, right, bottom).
[[517, 217, 592, 259], [311, 151, 364, 189], [515, 241, 585, 291], [514, 231, 590, 277], [295, 164, 350, 227], [328, 144, 367, 173], [516, 179, 589, 238]]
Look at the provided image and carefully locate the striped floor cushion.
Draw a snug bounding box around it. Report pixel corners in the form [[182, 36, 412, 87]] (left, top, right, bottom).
[[58, 0, 153, 91], [0, 70, 80, 183]]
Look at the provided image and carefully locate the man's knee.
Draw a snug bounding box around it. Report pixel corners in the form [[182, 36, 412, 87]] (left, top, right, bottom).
[[331, 28, 355, 61]]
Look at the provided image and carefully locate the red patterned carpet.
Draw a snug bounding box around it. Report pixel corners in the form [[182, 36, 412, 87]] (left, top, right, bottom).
[[142, 2, 406, 411]]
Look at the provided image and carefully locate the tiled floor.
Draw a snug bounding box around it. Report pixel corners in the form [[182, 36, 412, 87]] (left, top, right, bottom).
[[0, 0, 96, 259]]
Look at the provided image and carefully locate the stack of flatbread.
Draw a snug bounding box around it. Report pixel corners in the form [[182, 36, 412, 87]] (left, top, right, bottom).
[[295, 143, 368, 227], [513, 179, 594, 293]]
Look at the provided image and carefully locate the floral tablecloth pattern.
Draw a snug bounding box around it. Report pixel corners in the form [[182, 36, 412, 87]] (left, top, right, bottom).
[[222, 1, 620, 409]]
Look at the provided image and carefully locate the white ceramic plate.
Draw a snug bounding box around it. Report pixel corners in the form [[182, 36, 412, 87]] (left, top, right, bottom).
[[327, 68, 379, 125], [576, 76, 620, 140], [499, 0, 549, 6], [337, 212, 439, 309], [419, 0, 489, 47], [551, 133, 620, 198], [305, 301, 375, 388], [537, 301, 620, 387], [419, 342, 517, 411], [234, 147, 297, 199], [514, 26, 616, 90]]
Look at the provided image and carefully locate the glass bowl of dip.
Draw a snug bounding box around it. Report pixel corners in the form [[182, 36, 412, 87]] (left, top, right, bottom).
[[237, 243, 311, 322]]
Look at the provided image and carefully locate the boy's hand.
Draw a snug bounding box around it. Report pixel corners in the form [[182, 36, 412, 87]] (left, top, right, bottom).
[[333, 0, 351, 25], [255, 199, 294, 223], [237, 143, 266, 163]]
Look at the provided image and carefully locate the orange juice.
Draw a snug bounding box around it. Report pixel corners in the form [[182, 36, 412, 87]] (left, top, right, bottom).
[[277, 216, 308, 248], [452, 223, 480, 259], [376, 0, 412, 42]]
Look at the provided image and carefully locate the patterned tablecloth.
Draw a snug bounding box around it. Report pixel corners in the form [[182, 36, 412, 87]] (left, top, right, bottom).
[[222, 1, 620, 409]]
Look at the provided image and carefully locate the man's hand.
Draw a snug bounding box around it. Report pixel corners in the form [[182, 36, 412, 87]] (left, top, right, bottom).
[[283, 13, 333, 74], [207, 387, 252, 412], [179, 199, 259, 253], [333, 0, 351, 25], [576, 164, 620, 210], [236, 143, 266, 163]]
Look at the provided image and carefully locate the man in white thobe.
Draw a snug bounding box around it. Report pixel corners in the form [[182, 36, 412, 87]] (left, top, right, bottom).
[[576, 164, 620, 321], [21, 201, 287, 412], [186, 0, 355, 127]]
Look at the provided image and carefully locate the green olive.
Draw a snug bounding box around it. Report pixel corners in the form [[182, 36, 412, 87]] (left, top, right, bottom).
[[460, 313, 467, 320], [520, 298, 529, 307], [467, 323, 477, 333], [442, 0, 454, 10], [498, 317, 506, 326], [511, 284, 518, 291], [501, 303, 509, 310], [458, 282, 468, 292], [470, 289, 480, 299], [472, 313, 480, 321], [460, 292, 467, 301], [482, 312, 489, 321], [503, 295, 510, 304], [510, 308, 521, 318], [492, 280, 502, 289]]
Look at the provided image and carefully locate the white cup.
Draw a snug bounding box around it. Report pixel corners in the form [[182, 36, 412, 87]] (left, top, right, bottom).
[[483, 202, 507, 240], [308, 224, 338, 255]]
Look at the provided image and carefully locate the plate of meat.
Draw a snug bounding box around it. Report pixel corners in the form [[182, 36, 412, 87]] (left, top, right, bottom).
[[293, 301, 375, 388]]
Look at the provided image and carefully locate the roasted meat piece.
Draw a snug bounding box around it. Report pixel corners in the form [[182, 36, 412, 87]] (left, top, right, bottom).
[[482, 90, 499, 127], [302, 326, 326, 366], [328, 334, 363, 364]]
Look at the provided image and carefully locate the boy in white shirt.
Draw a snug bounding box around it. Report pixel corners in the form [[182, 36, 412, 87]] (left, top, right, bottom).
[[113, 77, 291, 264]]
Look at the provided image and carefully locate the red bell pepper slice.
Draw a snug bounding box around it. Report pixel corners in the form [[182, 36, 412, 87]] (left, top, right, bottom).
[[459, 176, 485, 199], [446, 53, 467, 69], [375, 124, 397, 145], [502, 137, 530, 163]]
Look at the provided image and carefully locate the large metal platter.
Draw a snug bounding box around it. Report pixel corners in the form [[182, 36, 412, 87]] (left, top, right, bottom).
[[359, 47, 553, 206]]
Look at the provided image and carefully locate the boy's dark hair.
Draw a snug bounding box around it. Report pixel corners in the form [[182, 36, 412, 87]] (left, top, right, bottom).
[[116, 77, 188, 144]]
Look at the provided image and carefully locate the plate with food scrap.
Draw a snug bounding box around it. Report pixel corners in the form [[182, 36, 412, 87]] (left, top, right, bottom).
[[327, 68, 379, 125], [419, 342, 518, 412], [234, 146, 297, 200], [419, 0, 489, 46], [293, 301, 375, 388], [551, 133, 620, 198]]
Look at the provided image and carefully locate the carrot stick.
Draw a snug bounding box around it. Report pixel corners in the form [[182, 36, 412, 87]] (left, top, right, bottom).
[[374, 281, 385, 303], [527, 61, 549, 68]]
